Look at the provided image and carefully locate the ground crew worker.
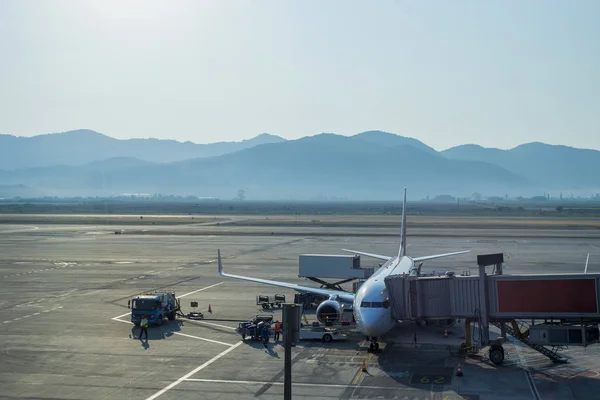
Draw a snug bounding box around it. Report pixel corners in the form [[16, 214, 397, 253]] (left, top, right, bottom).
[[262, 324, 270, 348], [274, 321, 281, 341], [139, 317, 149, 340]]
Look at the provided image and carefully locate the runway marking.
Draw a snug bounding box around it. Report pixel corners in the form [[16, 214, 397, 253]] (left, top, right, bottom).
[[112, 312, 131, 321], [1, 263, 76, 279], [145, 341, 243, 400], [112, 316, 233, 345], [525, 370, 541, 400], [178, 282, 224, 298], [591, 245, 600, 251], [2, 307, 62, 324], [172, 332, 233, 347], [183, 378, 428, 390], [192, 320, 237, 330], [496, 242, 511, 258]]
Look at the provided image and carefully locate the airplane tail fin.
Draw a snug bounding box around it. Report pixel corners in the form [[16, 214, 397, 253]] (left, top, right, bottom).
[[398, 188, 407, 258]]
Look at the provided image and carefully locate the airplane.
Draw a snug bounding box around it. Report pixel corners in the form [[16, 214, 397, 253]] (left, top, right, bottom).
[[217, 188, 470, 351]]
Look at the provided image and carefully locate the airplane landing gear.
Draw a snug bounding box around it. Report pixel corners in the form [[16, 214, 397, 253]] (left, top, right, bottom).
[[368, 337, 380, 352]]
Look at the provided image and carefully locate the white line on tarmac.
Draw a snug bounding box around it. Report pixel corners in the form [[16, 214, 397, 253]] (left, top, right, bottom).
[[178, 282, 224, 298], [112, 318, 131, 325], [172, 332, 233, 347], [192, 320, 237, 330], [111, 312, 131, 321], [145, 341, 243, 400], [525, 370, 542, 400], [183, 378, 417, 390]]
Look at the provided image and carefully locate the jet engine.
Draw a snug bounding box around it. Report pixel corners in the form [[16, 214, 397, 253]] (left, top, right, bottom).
[[316, 300, 342, 325]]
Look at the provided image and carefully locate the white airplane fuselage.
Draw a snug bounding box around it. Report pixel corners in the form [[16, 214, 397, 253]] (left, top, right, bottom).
[[216, 188, 469, 346], [353, 255, 414, 338]]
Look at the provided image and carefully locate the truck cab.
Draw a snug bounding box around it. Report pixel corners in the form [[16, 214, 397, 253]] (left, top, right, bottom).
[[128, 292, 178, 326]]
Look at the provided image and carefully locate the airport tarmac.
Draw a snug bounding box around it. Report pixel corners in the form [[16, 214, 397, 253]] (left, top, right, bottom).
[[1, 219, 600, 399]]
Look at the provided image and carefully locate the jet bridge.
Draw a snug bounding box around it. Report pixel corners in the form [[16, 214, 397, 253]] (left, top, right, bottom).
[[384, 253, 600, 365]]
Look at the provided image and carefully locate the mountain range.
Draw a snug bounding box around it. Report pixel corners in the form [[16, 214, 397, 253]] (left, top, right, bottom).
[[0, 129, 598, 200]]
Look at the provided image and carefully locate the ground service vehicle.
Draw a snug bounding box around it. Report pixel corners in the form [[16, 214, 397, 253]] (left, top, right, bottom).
[[299, 326, 345, 342], [256, 294, 285, 309], [128, 292, 180, 326], [237, 315, 273, 341]]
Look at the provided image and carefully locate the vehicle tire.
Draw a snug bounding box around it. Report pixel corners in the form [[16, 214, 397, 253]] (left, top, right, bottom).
[[323, 334, 332, 343], [242, 333, 246, 340], [374, 342, 380, 351], [489, 345, 505, 365], [369, 342, 375, 352], [168, 311, 175, 321], [278, 303, 282, 308]]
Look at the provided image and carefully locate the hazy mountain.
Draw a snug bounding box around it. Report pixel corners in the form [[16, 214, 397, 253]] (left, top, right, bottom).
[[352, 130, 438, 155], [442, 142, 600, 191], [2, 129, 597, 199], [0, 133, 531, 199], [0, 129, 286, 169]]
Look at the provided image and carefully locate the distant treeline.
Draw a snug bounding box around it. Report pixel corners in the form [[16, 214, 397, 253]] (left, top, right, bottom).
[[1, 197, 600, 217]]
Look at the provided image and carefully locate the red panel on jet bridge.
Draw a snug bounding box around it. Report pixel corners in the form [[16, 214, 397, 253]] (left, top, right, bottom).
[[497, 279, 598, 314]]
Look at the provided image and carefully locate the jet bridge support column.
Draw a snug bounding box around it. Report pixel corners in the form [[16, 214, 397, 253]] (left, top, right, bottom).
[[478, 263, 490, 346], [494, 262, 507, 340], [476, 253, 505, 347]]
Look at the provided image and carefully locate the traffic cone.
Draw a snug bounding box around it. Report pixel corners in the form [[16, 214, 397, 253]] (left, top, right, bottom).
[[208, 304, 212, 314], [444, 329, 448, 338], [456, 363, 463, 377], [361, 359, 367, 372]]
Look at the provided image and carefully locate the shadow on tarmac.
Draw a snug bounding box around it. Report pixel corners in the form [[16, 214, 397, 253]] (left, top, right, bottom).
[[128, 320, 185, 349]]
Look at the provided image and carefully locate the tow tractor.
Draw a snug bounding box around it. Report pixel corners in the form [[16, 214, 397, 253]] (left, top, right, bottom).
[[237, 314, 274, 341], [299, 325, 346, 342], [128, 291, 180, 326]]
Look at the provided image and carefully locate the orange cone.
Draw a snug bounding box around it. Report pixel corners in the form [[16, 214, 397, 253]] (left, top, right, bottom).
[[208, 304, 212, 314], [361, 359, 367, 372], [456, 363, 463, 377], [444, 329, 448, 338]]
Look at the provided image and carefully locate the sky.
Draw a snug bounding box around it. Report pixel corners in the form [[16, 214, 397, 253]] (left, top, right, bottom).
[[1, 0, 599, 151]]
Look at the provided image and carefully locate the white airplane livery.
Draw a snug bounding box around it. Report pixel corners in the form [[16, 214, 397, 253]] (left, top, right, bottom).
[[217, 188, 469, 351]]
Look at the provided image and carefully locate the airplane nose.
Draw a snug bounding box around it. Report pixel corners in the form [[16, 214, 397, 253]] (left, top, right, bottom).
[[357, 309, 382, 337]]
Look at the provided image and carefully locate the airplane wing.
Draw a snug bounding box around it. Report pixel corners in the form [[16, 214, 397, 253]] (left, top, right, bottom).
[[341, 249, 391, 261], [217, 250, 355, 303], [412, 250, 471, 262]]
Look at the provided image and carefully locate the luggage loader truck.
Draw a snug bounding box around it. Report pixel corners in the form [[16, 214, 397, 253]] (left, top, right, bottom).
[[128, 292, 180, 326]]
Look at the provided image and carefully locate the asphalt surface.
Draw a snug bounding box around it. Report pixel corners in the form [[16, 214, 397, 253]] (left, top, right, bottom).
[[1, 219, 600, 399]]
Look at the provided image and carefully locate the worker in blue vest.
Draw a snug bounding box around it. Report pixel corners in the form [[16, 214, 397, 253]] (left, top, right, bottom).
[[262, 324, 270, 348], [139, 317, 149, 340]]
